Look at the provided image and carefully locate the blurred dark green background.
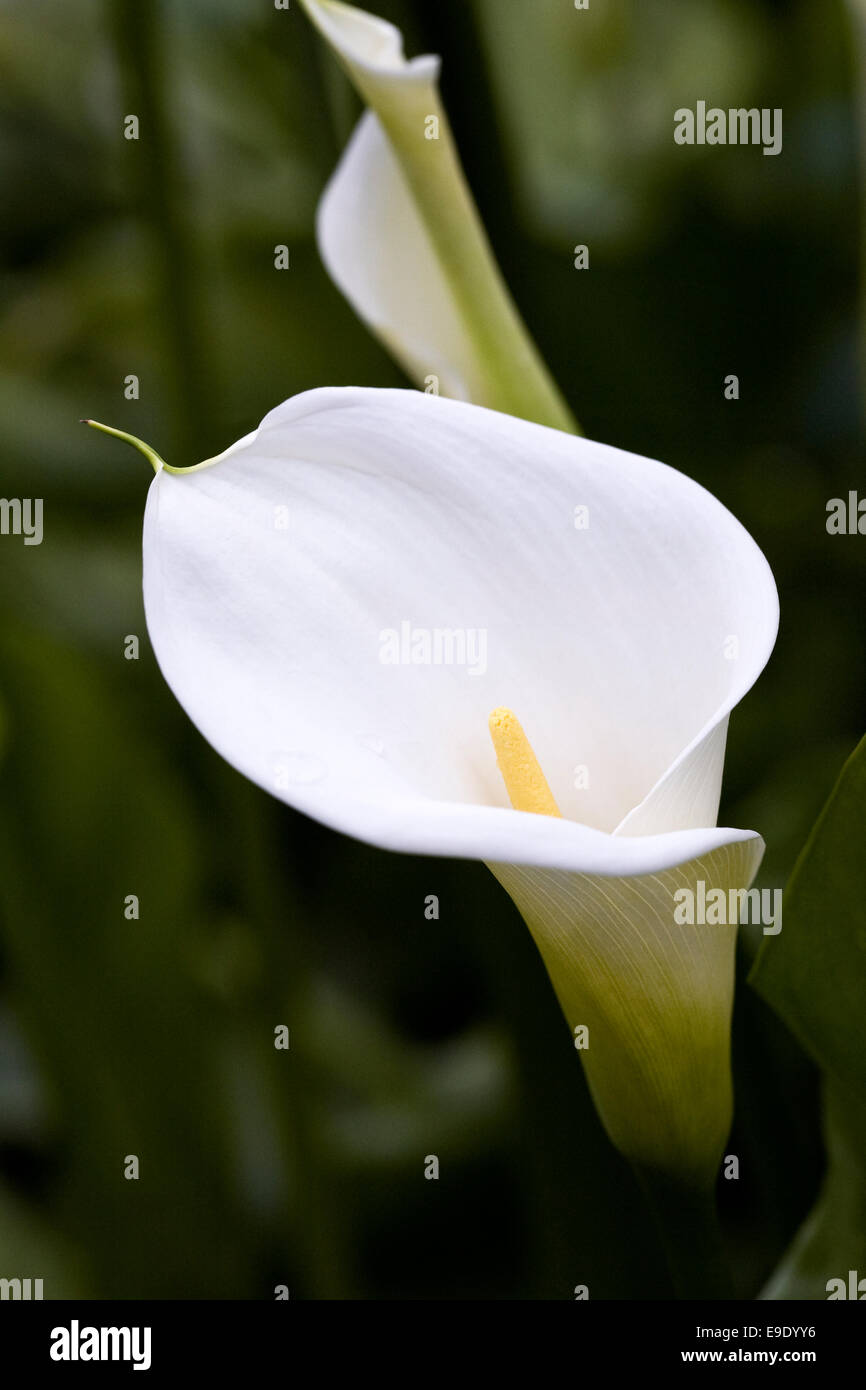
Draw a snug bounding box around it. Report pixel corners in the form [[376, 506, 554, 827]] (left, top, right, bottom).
[[0, 0, 862, 1298]]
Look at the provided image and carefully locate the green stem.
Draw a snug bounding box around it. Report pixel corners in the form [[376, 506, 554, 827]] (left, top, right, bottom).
[[635, 1167, 734, 1301]]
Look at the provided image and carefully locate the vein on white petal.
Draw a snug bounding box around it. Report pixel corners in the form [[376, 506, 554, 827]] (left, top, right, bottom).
[[488, 837, 761, 1173]]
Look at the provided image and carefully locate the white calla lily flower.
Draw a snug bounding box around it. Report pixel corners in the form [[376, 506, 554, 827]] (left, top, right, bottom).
[[129, 386, 777, 1188], [299, 0, 576, 432]]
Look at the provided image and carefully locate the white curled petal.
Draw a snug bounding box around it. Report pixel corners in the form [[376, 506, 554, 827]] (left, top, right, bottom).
[[298, 0, 407, 77], [300, 0, 575, 430], [318, 112, 475, 403], [143, 386, 777, 878], [615, 718, 731, 837], [298, 1, 439, 106]]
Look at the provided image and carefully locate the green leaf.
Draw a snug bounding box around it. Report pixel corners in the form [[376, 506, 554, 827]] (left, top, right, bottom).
[[750, 734, 866, 1093], [760, 1078, 866, 1300], [751, 736, 866, 1298]]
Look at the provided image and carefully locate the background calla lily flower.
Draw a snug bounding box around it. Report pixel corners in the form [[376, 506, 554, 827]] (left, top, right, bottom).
[[139, 387, 778, 1189], [299, 0, 576, 432]]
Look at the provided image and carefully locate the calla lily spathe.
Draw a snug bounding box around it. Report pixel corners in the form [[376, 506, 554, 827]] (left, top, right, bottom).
[[141, 386, 778, 1188], [299, 0, 575, 432]]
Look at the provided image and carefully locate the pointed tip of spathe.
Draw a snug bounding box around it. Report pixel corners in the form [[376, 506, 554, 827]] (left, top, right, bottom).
[[81, 418, 168, 476]]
